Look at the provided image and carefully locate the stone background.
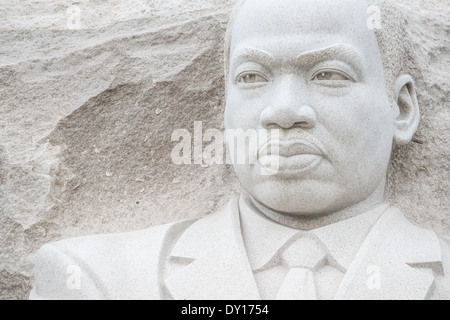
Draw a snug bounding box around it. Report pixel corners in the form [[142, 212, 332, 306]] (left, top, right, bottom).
[[0, 0, 448, 299]]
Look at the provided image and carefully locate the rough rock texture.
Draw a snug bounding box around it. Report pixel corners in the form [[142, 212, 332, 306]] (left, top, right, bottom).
[[0, 0, 448, 299]]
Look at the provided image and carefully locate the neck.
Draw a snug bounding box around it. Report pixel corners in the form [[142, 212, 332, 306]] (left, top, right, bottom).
[[246, 184, 387, 231]]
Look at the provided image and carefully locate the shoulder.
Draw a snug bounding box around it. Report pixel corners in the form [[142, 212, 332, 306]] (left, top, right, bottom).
[[373, 206, 450, 300], [433, 234, 450, 299], [30, 220, 193, 300]]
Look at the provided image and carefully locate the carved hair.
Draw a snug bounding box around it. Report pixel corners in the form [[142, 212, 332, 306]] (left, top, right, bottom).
[[223, 0, 420, 105]]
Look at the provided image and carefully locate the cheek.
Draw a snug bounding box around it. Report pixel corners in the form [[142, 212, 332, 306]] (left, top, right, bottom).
[[353, 86, 394, 149], [314, 85, 394, 187], [316, 85, 393, 148], [225, 87, 265, 129]]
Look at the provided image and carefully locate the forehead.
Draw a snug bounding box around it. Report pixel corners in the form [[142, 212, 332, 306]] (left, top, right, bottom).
[[230, 0, 381, 61]]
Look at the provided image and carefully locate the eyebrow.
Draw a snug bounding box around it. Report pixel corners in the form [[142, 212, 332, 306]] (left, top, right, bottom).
[[231, 47, 275, 69], [296, 44, 364, 71], [231, 44, 364, 72]]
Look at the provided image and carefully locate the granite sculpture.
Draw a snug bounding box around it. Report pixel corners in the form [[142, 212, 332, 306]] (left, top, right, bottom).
[[29, 0, 450, 300]]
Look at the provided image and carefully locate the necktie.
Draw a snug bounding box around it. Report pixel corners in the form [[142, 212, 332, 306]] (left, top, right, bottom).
[[276, 236, 327, 300]]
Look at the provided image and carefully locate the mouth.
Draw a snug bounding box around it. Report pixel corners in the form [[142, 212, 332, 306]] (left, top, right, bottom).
[[259, 138, 326, 157], [258, 139, 327, 174], [276, 140, 324, 157]]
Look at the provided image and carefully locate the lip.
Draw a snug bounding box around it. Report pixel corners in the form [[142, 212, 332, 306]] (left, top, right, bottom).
[[258, 139, 327, 175], [259, 154, 323, 174], [259, 139, 327, 158]]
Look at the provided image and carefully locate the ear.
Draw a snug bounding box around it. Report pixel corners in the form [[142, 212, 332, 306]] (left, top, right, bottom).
[[392, 75, 420, 145]]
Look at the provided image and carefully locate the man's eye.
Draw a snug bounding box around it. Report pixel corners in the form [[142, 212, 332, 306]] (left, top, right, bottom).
[[312, 71, 351, 81], [236, 73, 268, 84]]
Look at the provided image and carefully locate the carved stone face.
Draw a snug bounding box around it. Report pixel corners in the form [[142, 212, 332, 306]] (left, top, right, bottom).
[[225, 0, 396, 216]]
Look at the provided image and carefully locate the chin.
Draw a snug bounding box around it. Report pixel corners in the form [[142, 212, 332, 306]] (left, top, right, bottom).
[[246, 179, 347, 216]]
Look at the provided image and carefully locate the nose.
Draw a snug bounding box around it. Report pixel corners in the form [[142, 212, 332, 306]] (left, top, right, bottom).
[[260, 76, 317, 130], [260, 105, 317, 129]]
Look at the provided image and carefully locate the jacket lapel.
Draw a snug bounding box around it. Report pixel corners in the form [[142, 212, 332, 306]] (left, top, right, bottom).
[[335, 207, 443, 300], [164, 197, 261, 300], [165, 199, 443, 300]]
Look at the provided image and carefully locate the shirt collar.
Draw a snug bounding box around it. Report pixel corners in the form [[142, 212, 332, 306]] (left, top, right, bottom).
[[238, 194, 389, 271]]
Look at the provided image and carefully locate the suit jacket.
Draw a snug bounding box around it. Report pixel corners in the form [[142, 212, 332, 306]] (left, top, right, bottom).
[[30, 198, 450, 300]]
